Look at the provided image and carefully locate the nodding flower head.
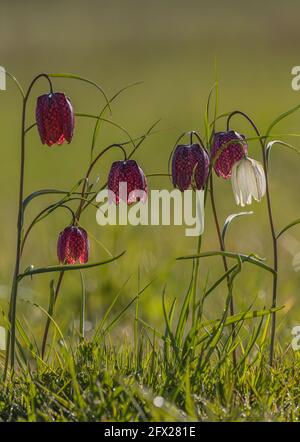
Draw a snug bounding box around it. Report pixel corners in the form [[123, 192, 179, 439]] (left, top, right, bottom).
[[171, 143, 210, 192], [57, 226, 89, 264], [231, 157, 266, 207], [211, 130, 247, 179], [108, 160, 148, 204], [36, 92, 74, 146]]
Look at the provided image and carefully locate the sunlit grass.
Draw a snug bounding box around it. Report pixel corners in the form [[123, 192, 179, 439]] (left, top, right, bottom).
[[1, 0, 300, 422]]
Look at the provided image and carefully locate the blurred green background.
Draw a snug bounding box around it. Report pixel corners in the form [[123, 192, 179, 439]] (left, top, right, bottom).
[[0, 0, 300, 346]]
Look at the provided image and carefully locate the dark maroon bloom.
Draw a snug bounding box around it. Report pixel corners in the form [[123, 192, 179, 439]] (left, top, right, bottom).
[[36, 92, 74, 146], [57, 226, 89, 264], [108, 160, 148, 204], [211, 130, 247, 179], [171, 143, 209, 192]]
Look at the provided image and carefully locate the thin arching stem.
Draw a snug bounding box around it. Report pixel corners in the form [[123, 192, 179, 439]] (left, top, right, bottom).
[[227, 110, 278, 366], [210, 173, 237, 367], [75, 144, 127, 221], [41, 271, 65, 359], [190, 162, 212, 327], [190, 130, 205, 149], [6, 71, 25, 99], [40, 123, 158, 358], [21, 203, 77, 256], [40, 144, 127, 357], [167, 130, 195, 179], [80, 128, 157, 215], [4, 73, 53, 380]]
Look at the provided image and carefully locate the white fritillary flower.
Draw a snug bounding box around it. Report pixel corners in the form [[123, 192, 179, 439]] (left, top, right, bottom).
[[231, 157, 266, 206]]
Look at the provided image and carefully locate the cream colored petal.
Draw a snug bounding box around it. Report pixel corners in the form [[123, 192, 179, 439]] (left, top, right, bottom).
[[254, 160, 266, 200], [246, 158, 259, 202], [235, 161, 244, 206], [238, 159, 252, 206], [231, 162, 241, 205], [232, 157, 265, 207], [242, 160, 251, 205]]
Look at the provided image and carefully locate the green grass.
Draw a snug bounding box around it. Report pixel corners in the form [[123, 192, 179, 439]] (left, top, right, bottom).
[[1, 304, 300, 422]]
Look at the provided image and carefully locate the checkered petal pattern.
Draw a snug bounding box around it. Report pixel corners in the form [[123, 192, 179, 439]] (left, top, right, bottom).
[[171, 143, 210, 191], [36, 93, 74, 146], [211, 130, 247, 179], [57, 226, 89, 264]]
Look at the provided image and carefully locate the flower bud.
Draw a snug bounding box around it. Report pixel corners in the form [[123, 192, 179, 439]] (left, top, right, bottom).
[[108, 160, 147, 204], [57, 226, 89, 264], [171, 143, 209, 191], [36, 92, 74, 146], [211, 130, 247, 179]]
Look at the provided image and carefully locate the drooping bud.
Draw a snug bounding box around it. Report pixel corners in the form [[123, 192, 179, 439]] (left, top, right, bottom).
[[108, 160, 147, 204], [57, 226, 89, 264], [171, 143, 209, 191], [231, 157, 266, 206], [36, 92, 74, 146], [211, 130, 247, 179]]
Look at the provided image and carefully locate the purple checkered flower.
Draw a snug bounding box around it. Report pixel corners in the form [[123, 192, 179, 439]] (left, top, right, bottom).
[[171, 143, 209, 191], [211, 130, 247, 179]]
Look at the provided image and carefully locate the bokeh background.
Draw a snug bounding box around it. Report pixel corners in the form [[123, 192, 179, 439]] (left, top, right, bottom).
[[1, 0, 300, 346]]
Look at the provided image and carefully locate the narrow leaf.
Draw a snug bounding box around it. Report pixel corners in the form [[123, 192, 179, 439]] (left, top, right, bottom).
[[201, 305, 283, 330], [266, 139, 300, 165], [266, 104, 300, 139], [277, 218, 300, 239], [18, 252, 125, 280], [48, 73, 111, 113], [177, 250, 275, 274], [222, 212, 253, 245]]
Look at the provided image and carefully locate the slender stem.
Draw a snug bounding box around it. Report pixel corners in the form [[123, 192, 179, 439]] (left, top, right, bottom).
[[191, 165, 212, 326], [190, 130, 205, 149], [175, 130, 209, 327], [188, 184, 210, 361], [210, 173, 237, 368], [41, 271, 65, 359], [75, 144, 127, 221], [40, 124, 157, 357], [40, 143, 127, 356], [9, 99, 26, 372], [21, 204, 76, 256], [6, 71, 25, 98], [134, 268, 140, 371], [25, 122, 37, 134], [80, 132, 154, 215], [191, 236, 202, 326], [3, 74, 53, 380], [79, 271, 85, 341], [227, 111, 278, 366]]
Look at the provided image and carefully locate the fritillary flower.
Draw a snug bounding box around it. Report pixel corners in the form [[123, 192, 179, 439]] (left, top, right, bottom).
[[171, 143, 209, 191], [36, 92, 74, 146], [57, 226, 89, 264], [108, 160, 147, 204], [231, 157, 266, 206], [211, 130, 247, 179]]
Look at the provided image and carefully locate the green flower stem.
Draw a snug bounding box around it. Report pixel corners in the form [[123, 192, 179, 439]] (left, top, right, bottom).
[[41, 271, 65, 359], [40, 120, 159, 358], [209, 173, 237, 368], [227, 110, 278, 367], [4, 74, 53, 380], [42, 144, 126, 354], [191, 174, 212, 326], [74, 143, 127, 222], [186, 131, 209, 327]]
